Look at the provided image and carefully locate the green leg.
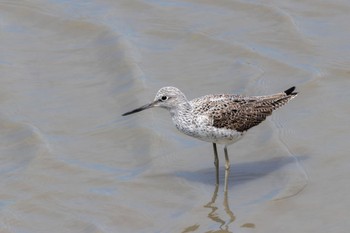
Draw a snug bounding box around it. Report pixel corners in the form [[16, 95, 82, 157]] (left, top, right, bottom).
[[224, 145, 230, 192], [224, 146, 230, 171], [212, 143, 219, 185]]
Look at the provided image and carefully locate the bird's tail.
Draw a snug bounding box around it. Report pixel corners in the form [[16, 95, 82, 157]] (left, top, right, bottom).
[[284, 86, 298, 97], [255, 86, 298, 111]]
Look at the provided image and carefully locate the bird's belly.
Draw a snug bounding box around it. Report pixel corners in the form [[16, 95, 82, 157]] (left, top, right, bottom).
[[175, 123, 244, 145]]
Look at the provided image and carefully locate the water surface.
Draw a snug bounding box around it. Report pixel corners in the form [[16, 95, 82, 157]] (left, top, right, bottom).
[[1, 0, 350, 232]]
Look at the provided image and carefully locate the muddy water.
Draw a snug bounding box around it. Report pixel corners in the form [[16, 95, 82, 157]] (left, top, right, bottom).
[[0, 0, 349, 232]]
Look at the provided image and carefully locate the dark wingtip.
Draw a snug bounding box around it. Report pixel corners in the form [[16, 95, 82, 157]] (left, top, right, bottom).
[[284, 86, 297, 95]]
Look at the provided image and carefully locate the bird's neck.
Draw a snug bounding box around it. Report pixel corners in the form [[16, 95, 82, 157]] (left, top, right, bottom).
[[170, 102, 192, 132], [170, 102, 191, 117]]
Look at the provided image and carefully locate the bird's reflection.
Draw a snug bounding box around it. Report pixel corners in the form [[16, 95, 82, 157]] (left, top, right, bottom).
[[203, 169, 236, 232], [204, 184, 235, 231], [182, 171, 255, 233], [179, 155, 308, 232]]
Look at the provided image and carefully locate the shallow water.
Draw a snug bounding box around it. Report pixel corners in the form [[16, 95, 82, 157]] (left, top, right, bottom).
[[1, 0, 350, 232]]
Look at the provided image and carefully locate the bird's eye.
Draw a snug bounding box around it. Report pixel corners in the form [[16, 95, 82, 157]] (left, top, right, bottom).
[[160, 95, 168, 101]]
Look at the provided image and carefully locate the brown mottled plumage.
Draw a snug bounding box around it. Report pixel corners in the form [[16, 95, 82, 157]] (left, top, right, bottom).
[[191, 87, 297, 132]]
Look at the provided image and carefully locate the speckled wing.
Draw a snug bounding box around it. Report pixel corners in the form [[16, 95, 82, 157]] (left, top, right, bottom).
[[191, 88, 297, 132], [191, 94, 245, 129]]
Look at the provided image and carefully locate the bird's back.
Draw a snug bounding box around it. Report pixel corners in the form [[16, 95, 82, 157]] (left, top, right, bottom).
[[190, 87, 297, 133]]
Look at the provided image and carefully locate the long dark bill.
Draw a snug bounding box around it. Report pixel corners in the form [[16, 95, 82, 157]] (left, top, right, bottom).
[[122, 101, 158, 116]]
